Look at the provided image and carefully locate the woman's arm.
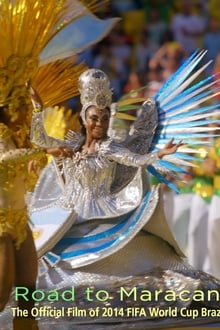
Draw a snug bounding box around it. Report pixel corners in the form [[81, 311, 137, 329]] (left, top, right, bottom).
[[103, 139, 182, 167], [29, 86, 63, 148], [0, 148, 46, 164], [30, 109, 66, 148], [0, 146, 73, 164]]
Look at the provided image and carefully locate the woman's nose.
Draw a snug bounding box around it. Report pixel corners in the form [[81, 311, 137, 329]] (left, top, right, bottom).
[[96, 119, 103, 125]]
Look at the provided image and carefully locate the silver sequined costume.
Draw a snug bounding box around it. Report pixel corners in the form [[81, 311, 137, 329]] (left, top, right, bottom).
[[23, 61, 220, 328]]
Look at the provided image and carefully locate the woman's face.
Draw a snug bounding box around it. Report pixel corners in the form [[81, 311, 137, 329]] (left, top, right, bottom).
[[85, 106, 110, 139]]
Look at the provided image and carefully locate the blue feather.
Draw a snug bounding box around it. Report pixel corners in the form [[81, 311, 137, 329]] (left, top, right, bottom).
[[150, 139, 212, 147], [159, 119, 220, 130], [147, 165, 180, 193], [155, 50, 206, 103], [141, 50, 219, 190], [162, 90, 213, 115], [154, 50, 199, 100], [153, 133, 219, 139], [159, 104, 218, 121], [157, 159, 188, 173], [161, 74, 215, 109]]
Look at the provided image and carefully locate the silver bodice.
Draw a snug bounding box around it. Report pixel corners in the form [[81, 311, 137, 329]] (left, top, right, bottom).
[[57, 144, 145, 221], [64, 153, 115, 199], [30, 110, 159, 221]]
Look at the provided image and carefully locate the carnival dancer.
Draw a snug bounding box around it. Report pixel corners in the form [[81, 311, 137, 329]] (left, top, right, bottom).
[[28, 51, 220, 328]]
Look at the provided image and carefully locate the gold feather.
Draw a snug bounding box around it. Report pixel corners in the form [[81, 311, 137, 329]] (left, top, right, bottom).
[[116, 112, 136, 121], [0, 0, 101, 66], [43, 106, 81, 140], [118, 97, 146, 107], [0, 0, 105, 147], [0, 0, 102, 102], [32, 57, 87, 107]]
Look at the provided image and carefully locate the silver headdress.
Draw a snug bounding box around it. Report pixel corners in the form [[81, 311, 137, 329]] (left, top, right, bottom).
[[78, 68, 113, 123]]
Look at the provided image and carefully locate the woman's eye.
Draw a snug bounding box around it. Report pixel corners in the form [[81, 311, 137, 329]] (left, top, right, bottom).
[[89, 115, 109, 122], [90, 116, 98, 121]]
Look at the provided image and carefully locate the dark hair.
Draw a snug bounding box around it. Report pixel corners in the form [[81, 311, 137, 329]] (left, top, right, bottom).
[[78, 115, 86, 135]]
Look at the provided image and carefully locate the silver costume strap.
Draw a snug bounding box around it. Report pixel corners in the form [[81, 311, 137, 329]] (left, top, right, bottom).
[[99, 140, 159, 168]]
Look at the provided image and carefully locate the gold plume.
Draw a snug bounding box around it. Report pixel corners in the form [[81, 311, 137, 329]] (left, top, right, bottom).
[[0, 0, 102, 65], [43, 106, 81, 140], [32, 57, 87, 108], [0, 0, 101, 108], [0, 0, 102, 147]]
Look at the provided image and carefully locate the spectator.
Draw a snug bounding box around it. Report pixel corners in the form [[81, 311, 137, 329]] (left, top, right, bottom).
[[93, 39, 127, 101], [132, 27, 158, 72], [170, 1, 206, 55], [111, 0, 141, 14], [145, 7, 168, 46], [203, 16, 220, 75], [144, 65, 164, 98], [149, 42, 186, 81]]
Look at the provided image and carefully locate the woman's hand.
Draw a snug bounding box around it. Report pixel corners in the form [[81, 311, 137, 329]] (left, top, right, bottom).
[[45, 146, 74, 158], [158, 138, 183, 159]]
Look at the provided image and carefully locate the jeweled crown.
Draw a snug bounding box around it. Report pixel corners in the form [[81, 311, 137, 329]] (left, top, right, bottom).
[[78, 68, 112, 122]]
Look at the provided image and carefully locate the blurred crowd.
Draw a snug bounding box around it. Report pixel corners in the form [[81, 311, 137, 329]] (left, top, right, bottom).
[[75, 0, 220, 104]]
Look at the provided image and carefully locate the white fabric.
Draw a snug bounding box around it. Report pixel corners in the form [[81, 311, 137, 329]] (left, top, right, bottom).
[[163, 189, 175, 228], [188, 194, 209, 270], [207, 195, 220, 279], [172, 193, 192, 253]]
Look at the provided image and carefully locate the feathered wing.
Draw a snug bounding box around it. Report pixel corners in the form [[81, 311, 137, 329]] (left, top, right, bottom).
[[124, 50, 220, 191]]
